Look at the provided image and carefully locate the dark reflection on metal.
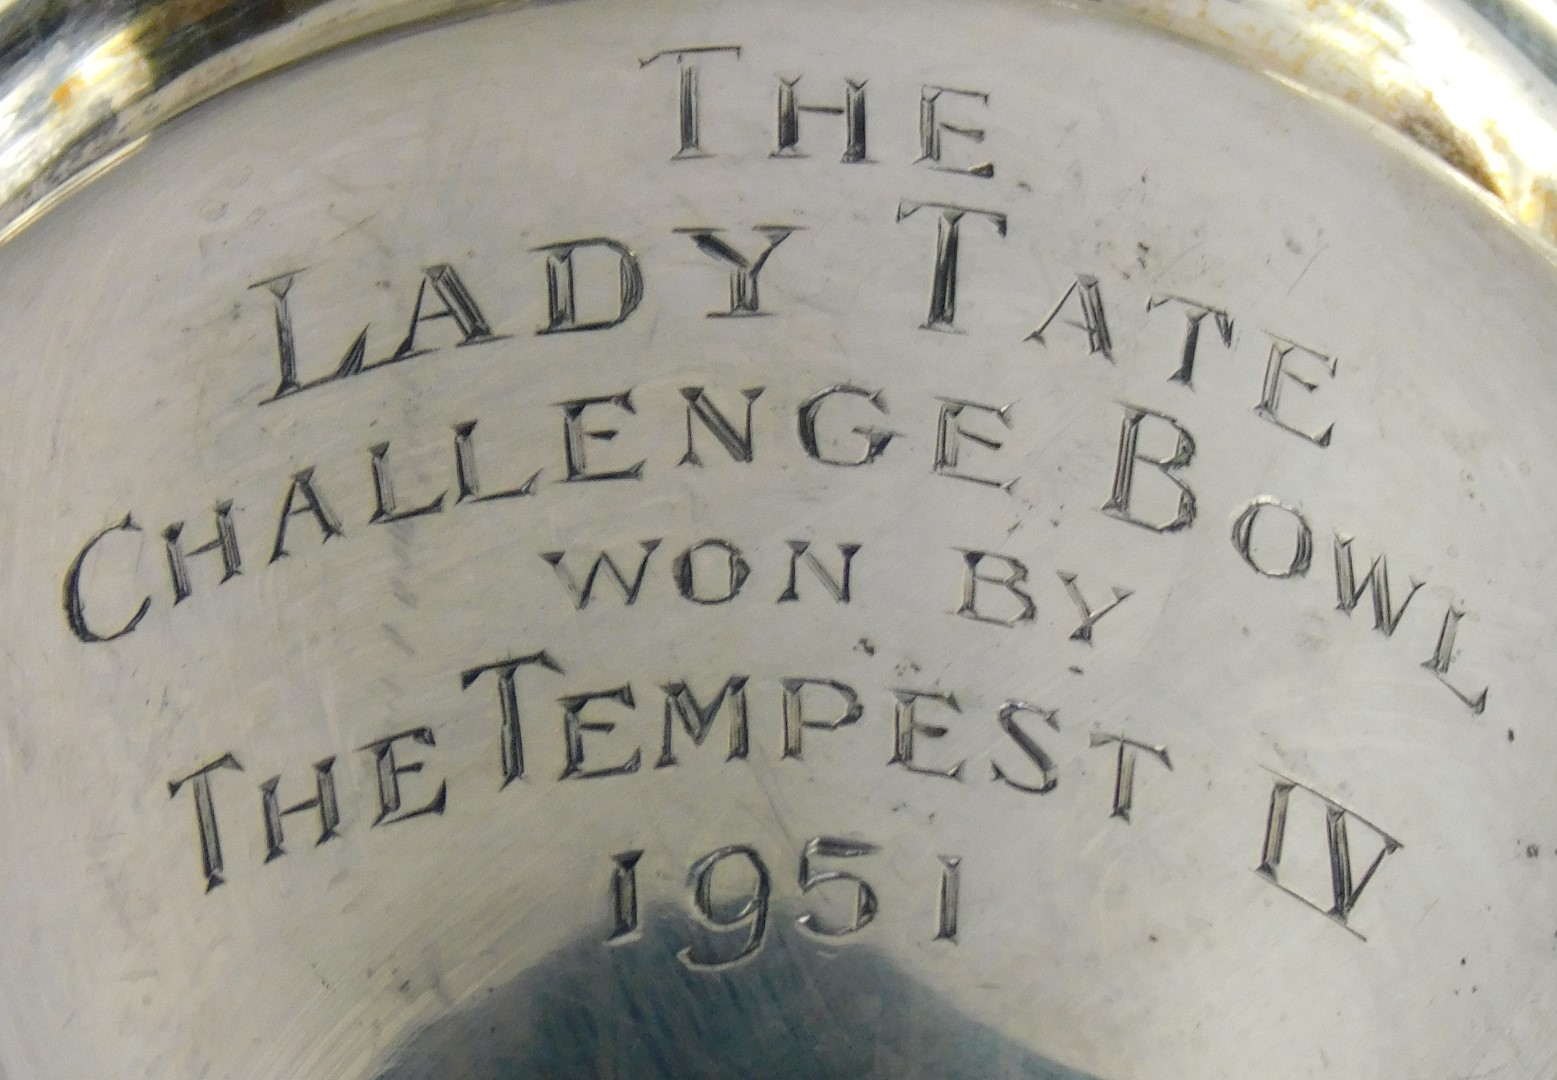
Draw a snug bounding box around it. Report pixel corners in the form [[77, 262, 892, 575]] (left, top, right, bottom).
[[1463, 0, 1557, 83], [373, 905, 1103, 1080]]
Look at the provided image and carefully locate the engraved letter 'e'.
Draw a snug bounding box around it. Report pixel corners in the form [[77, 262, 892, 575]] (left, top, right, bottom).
[[559, 685, 643, 780], [935, 398, 1015, 490], [1256, 335, 1337, 447], [890, 688, 964, 780], [917, 85, 993, 177], [556, 392, 647, 482], [358, 727, 448, 827]]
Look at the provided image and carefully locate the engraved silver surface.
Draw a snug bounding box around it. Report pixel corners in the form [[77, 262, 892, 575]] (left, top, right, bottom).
[[2, 1, 1557, 1078]]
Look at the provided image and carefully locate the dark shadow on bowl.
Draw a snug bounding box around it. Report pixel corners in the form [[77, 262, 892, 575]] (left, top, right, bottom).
[[373, 905, 1105, 1079]]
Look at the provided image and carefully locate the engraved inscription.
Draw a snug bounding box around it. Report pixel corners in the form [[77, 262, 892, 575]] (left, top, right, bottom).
[[934, 397, 1015, 490], [252, 265, 502, 402], [1231, 497, 1313, 580], [1255, 771, 1402, 938], [896, 200, 1007, 332], [259, 758, 340, 863], [535, 238, 645, 334], [78, 235, 1490, 721], [1101, 405, 1196, 533], [605, 840, 955, 969], [1333, 533, 1423, 636], [917, 85, 994, 177], [774, 76, 868, 162], [1147, 294, 1234, 387], [360, 727, 448, 827], [64, 514, 149, 643], [657, 676, 751, 767], [1423, 605, 1490, 714], [935, 855, 962, 942], [163, 502, 241, 604], [608, 849, 644, 944], [1255, 335, 1338, 447], [677, 226, 799, 317], [681, 844, 771, 970], [1088, 733, 1172, 822], [639, 45, 743, 160], [163, 653, 1415, 959], [98, 46, 1520, 965], [796, 836, 880, 937], [1029, 274, 1112, 359], [167, 753, 243, 893]]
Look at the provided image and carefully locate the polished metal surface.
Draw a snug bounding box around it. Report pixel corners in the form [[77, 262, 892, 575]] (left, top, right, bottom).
[[11, 0, 1557, 243], [3, 0, 1557, 1078]]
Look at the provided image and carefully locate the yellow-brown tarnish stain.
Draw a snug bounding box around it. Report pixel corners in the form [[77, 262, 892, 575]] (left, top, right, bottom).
[[1123, 0, 1536, 235], [50, 75, 87, 110], [1396, 110, 1502, 195], [1522, 176, 1557, 229]]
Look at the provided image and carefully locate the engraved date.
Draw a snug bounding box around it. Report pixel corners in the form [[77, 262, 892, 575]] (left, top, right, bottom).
[[606, 837, 960, 968]]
